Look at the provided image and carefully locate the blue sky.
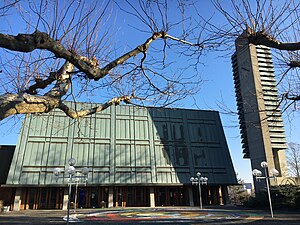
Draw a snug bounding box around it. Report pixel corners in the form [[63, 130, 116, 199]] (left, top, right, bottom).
[[1, 0, 299, 183]]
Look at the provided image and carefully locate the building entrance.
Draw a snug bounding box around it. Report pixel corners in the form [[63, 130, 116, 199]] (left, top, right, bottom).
[[75, 187, 109, 208], [155, 186, 188, 206], [113, 187, 150, 207], [19, 187, 64, 210]]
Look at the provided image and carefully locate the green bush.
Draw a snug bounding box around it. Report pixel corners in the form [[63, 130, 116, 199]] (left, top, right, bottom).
[[295, 191, 300, 208], [243, 185, 300, 209]]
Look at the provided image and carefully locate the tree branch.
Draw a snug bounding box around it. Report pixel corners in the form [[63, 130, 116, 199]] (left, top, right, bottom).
[[283, 92, 300, 101], [0, 30, 200, 82], [0, 31, 162, 81], [0, 93, 133, 120], [58, 96, 132, 119], [288, 60, 300, 68], [0, 93, 60, 120], [44, 61, 74, 98], [24, 61, 74, 95], [25, 74, 56, 95], [165, 33, 204, 47], [243, 30, 300, 51], [0, 31, 101, 80]]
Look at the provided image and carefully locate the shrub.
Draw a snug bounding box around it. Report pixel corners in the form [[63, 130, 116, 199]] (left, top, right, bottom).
[[243, 185, 300, 209]]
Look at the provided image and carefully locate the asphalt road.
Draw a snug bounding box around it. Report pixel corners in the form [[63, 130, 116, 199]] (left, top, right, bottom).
[[0, 206, 299, 225]]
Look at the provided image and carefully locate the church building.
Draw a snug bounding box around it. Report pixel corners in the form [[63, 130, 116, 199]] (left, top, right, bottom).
[[1, 104, 237, 210]]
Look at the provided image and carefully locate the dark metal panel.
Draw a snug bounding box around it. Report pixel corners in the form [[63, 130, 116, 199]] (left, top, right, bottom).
[[0, 145, 15, 184]]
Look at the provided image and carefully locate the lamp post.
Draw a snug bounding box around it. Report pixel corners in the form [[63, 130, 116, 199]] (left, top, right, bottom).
[[252, 161, 279, 218], [53, 158, 89, 224], [190, 172, 208, 209]]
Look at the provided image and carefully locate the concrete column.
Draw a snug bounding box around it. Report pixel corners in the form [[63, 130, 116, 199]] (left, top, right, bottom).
[[218, 186, 224, 205], [188, 186, 194, 206], [210, 188, 217, 204], [208, 188, 212, 205], [62, 188, 68, 210], [221, 186, 230, 205], [108, 187, 114, 208], [277, 149, 288, 178], [150, 187, 155, 207], [13, 188, 22, 211]]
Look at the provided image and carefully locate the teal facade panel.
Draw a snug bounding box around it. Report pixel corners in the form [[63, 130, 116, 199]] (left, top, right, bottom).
[[6, 104, 237, 186]]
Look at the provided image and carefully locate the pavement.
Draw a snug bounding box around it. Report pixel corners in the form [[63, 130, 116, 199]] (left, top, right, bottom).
[[0, 206, 299, 225]]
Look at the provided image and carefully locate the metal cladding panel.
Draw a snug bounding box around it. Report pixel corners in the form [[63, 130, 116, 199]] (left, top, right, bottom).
[[136, 145, 151, 166], [93, 143, 111, 166], [156, 171, 173, 183], [154, 145, 172, 166], [115, 144, 131, 166], [6, 121, 27, 185], [116, 119, 131, 139], [51, 115, 70, 137], [6, 104, 237, 186], [72, 142, 90, 166], [94, 117, 111, 138], [92, 172, 110, 184], [49, 142, 68, 165]]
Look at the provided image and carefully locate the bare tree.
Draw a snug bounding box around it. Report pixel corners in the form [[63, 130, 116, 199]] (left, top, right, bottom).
[[228, 175, 251, 205], [287, 143, 300, 178], [0, 0, 210, 121], [210, 0, 300, 112]]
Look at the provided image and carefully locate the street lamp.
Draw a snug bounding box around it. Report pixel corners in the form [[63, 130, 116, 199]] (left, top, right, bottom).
[[190, 172, 208, 209], [252, 161, 279, 218], [53, 158, 89, 224]]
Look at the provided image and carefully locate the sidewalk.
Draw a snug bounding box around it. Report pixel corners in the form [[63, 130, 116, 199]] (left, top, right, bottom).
[[0, 206, 299, 224]]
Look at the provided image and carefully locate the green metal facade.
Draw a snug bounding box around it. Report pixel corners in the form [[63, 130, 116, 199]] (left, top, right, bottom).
[[6, 104, 236, 186]]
